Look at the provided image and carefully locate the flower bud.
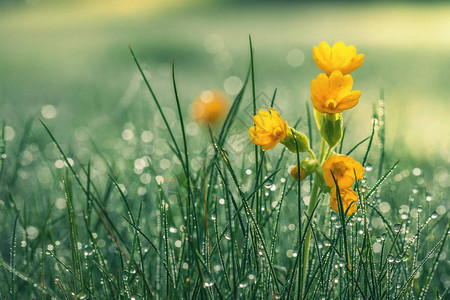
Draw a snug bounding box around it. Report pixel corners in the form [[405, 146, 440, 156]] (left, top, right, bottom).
[[290, 165, 306, 181], [281, 127, 311, 153], [320, 113, 343, 149], [290, 158, 318, 182], [314, 109, 323, 130], [301, 157, 318, 174]]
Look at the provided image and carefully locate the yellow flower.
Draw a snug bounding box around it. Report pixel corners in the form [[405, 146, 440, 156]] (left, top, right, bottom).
[[192, 90, 229, 125], [311, 71, 361, 114], [249, 108, 288, 151], [290, 165, 306, 181], [322, 155, 363, 189], [330, 186, 358, 216], [313, 41, 364, 76]]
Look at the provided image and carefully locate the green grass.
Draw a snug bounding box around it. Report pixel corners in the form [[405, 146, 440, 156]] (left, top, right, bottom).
[[0, 36, 449, 298], [0, 1, 449, 298]]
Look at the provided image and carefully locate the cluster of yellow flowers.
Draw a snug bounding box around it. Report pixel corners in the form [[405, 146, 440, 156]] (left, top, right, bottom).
[[249, 41, 365, 216]]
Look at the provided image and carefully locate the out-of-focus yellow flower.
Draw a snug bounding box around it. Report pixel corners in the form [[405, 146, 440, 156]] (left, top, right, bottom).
[[313, 41, 364, 76], [330, 186, 358, 215], [311, 71, 361, 114], [290, 165, 306, 181], [192, 90, 229, 125], [322, 155, 363, 189], [249, 108, 287, 151]]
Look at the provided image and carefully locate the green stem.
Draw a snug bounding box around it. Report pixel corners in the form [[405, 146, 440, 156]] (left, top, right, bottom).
[[307, 148, 316, 160], [324, 146, 333, 161], [301, 176, 320, 294], [301, 137, 326, 294], [318, 138, 327, 163]]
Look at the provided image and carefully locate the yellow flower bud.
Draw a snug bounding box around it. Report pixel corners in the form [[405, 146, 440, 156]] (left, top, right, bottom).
[[290, 158, 318, 182], [290, 165, 306, 182]]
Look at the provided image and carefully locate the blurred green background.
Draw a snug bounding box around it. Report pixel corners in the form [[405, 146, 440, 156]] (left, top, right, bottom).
[[0, 0, 449, 184]]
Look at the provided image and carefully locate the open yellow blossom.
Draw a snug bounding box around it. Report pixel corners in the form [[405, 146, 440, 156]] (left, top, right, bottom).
[[290, 165, 306, 182], [311, 71, 361, 114], [191, 90, 229, 125], [313, 41, 364, 75], [249, 108, 287, 151], [322, 155, 364, 189], [330, 186, 358, 216]]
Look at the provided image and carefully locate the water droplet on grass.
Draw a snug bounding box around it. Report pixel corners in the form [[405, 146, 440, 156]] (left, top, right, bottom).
[[264, 182, 273, 189], [387, 254, 394, 263]]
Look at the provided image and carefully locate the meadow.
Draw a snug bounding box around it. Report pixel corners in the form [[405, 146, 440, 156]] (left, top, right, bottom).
[[0, 0, 449, 298]]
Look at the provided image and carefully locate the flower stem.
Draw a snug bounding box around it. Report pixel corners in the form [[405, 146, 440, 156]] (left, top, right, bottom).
[[324, 146, 333, 160], [301, 175, 319, 294], [318, 138, 327, 163], [301, 137, 326, 294]]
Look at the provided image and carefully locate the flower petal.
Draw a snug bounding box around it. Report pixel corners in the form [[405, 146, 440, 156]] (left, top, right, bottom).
[[337, 176, 355, 189]]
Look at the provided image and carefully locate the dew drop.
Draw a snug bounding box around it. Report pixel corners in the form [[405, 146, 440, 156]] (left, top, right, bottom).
[[238, 282, 248, 288], [333, 222, 342, 229], [264, 182, 273, 189], [387, 254, 394, 263]]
